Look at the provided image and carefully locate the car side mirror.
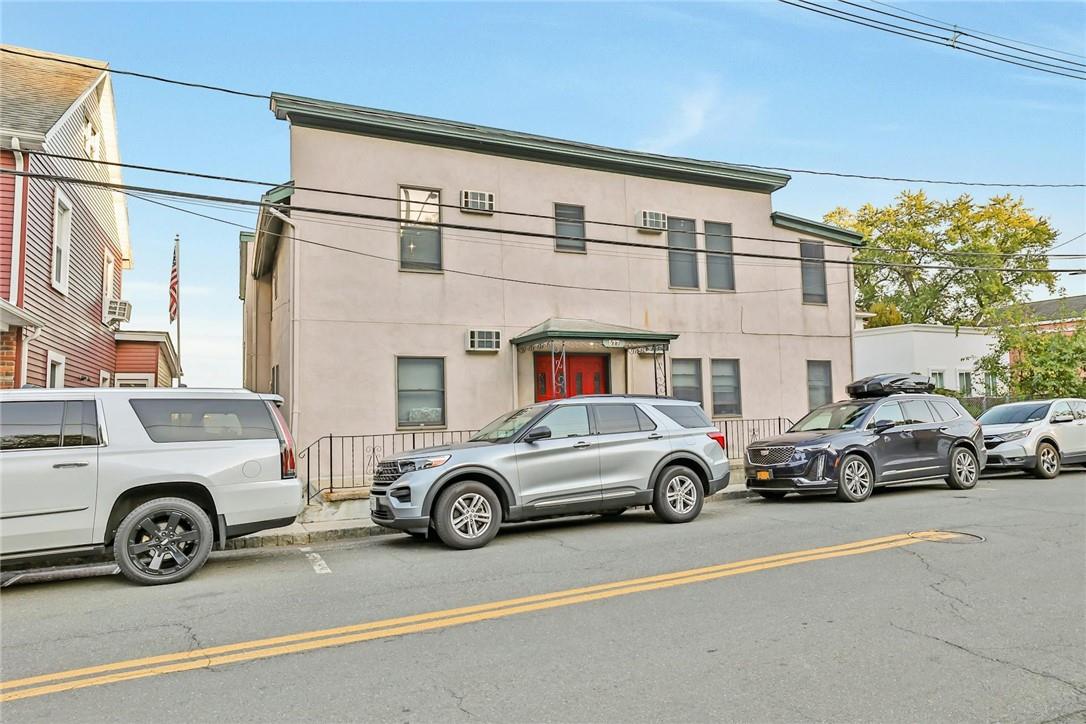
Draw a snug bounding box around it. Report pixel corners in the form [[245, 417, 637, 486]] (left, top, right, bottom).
[[525, 426, 552, 442], [1052, 413, 1074, 424], [872, 419, 896, 433]]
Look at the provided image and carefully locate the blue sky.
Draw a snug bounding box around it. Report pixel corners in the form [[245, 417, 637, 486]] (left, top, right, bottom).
[[4, 1, 1084, 386]]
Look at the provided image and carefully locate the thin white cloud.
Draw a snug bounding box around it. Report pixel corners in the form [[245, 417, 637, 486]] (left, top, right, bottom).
[[637, 85, 721, 154]]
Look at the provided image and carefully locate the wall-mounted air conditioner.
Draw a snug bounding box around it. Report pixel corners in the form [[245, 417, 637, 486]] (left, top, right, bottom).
[[105, 299, 132, 324], [461, 190, 495, 214], [639, 210, 667, 232], [465, 329, 501, 352]]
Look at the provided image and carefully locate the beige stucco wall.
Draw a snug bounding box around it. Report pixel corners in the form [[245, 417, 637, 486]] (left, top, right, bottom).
[[266, 126, 855, 449]]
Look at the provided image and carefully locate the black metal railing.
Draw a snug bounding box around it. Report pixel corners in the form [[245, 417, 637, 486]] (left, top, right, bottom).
[[299, 430, 477, 503], [299, 418, 794, 503], [716, 417, 793, 461]]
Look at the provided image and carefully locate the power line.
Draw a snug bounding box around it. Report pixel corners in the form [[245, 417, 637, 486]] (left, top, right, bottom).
[[28, 151, 1086, 261], [778, 0, 1086, 81], [866, 0, 1086, 60], [11, 167, 1080, 275], [1051, 231, 1086, 251], [9, 51, 1085, 187]]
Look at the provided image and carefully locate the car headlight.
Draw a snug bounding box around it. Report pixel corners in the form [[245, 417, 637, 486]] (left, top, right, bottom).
[[397, 454, 451, 473], [998, 430, 1030, 443]]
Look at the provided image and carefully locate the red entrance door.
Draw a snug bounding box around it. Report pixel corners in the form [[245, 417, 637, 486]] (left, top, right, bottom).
[[533, 353, 609, 402]]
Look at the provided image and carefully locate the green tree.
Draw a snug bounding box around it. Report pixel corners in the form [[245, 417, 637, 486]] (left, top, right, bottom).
[[865, 301, 904, 328], [976, 316, 1086, 398], [825, 192, 1058, 326]]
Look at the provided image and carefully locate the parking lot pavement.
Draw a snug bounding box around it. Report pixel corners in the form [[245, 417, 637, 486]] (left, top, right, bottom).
[[1, 471, 1084, 723]]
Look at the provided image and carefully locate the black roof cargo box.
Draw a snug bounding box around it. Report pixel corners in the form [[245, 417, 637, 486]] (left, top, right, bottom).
[[847, 373, 935, 398]]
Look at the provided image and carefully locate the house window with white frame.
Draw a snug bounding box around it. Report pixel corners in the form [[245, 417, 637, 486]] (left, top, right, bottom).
[[100, 370, 111, 387], [46, 351, 66, 388], [83, 114, 101, 160], [52, 189, 73, 294], [930, 369, 945, 388], [397, 357, 445, 427], [399, 187, 442, 271], [671, 359, 703, 405], [957, 370, 973, 395]]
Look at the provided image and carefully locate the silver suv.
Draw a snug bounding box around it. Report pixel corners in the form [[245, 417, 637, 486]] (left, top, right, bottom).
[[980, 398, 1086, 478], [0, 388, 304, 585], [370, 396, 730, 549]]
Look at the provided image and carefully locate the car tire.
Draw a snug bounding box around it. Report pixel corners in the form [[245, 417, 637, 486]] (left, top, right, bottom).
[[1033, 442, 1060, 479], [945, 446, 980, 490], [114, 497, 213, 586], [836, 454, 874, 502], [652, 465, 704, 523], [756, 491, 788, 501], [598, 508, 627, 518], [432, 481, 502, 550]]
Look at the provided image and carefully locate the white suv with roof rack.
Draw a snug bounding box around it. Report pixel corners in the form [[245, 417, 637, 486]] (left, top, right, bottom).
[[0, 388, 304, 585]]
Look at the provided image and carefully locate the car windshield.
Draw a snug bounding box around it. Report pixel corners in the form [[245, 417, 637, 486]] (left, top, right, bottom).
[[790, 401, 874, 432], [469, 406, 541, 442], [979, 402, 1051, 425]]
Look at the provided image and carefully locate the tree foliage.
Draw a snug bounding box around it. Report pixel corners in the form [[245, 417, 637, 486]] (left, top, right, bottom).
[[865, 301, 904, 328], [975, 316, 1086, 398], [825, 191, 1058, 327]]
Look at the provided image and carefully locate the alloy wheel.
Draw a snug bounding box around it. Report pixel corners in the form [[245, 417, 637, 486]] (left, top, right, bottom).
[[954, 450, 977, 485], [1041, 447, 1059, 475], [666, 475, 699, 514], [126, 510, 202, 576], [450, 493, 492, 539], [843, 459, 871, 497]]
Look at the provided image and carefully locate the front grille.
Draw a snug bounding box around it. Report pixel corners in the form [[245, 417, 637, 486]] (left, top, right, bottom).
[[374, 461, 403, 483], [370, 505, 392, 521], [747, 445, 795, 465]]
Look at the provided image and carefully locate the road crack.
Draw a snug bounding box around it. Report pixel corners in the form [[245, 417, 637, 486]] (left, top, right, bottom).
[[443, 685, 476, 718], [891, 623, 1086, 698]]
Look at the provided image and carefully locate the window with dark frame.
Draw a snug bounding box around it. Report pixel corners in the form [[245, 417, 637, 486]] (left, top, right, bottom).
[[807, 360, 833, 409], [671, 358, 703, 405], [397, 357, 446, 427], [800, 240, 827, 304], [667, 217, 698, 289], [554, 204, 586, 252], [711, 359, 742, 416], [705, 222, 735, 291], [399, 187, 442, 271]]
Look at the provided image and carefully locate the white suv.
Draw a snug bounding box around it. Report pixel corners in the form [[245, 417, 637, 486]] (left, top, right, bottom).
[[0, 388, 304, 584]]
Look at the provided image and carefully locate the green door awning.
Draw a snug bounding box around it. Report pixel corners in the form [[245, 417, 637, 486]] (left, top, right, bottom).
[[510, 318, 678, 348]]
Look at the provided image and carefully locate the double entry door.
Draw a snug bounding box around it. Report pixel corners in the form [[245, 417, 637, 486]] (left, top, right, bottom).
[[533, 353, 608, 403]]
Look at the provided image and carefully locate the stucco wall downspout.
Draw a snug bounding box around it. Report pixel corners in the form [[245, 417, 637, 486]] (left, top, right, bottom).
[[9, 139, 26, 306], [269, 208, 300, 438]]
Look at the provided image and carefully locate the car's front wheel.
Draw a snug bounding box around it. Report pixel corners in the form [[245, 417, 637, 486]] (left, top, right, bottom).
[[114, 497, 213, 585], [945, 446, 979, 490], [836, 454, 874, 502], [432, 481, 502, 549], [1033, 442, 1060, 479], [652, 465, 704, 523]]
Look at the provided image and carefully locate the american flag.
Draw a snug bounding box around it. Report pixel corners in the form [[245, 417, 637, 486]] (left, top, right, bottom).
[[168, 240, 179, 322]]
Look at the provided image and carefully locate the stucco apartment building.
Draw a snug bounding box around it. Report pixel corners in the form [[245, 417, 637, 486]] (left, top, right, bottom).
[[0, 46, 178, 389], [241, 93, 862, 448]]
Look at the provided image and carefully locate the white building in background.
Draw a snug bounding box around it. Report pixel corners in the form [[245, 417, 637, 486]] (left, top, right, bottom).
[[853, 324, 1003, 395]]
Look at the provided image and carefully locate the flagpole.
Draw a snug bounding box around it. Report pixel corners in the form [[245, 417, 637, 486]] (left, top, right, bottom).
[[175, 234, 182, 386]]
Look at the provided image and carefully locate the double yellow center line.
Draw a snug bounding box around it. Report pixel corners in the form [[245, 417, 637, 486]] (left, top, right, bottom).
[[1, 531, 957, 702]]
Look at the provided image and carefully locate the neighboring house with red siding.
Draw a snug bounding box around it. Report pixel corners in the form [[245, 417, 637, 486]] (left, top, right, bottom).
[[0, 45, 176, 389]]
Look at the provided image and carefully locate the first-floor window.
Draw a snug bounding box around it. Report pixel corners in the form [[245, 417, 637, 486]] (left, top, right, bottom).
[[99, 371, 111, 387], [957, 371, 973, 394], [807, 360, 832, 409], [397, 357, 445, 427], [46, 351, 66, 389], [930, 370, 945, 388], [671, 358, 702, 405], [984, 372, 999, 396], [711, 359, 741, 416]]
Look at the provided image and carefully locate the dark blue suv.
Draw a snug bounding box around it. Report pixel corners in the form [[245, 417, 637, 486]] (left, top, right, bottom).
[[745, 374, 986, 502]]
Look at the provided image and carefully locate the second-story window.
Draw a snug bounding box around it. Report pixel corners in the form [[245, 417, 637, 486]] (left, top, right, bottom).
[[800, 240, 827, 304], [667, 217, 698, 289], [51, 189, 73, 294], [399, 187, 442, 271], [554, 203, 586, 252], [705, 221, 735, 291]]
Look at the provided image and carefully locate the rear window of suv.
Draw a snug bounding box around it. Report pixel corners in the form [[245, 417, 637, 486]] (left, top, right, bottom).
[[653, 404, 712, 429], [130, 399, 277, 443]]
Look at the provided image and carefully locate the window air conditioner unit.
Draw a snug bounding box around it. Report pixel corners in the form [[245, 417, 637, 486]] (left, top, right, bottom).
[[465, 329, 501, 352], [461, 190, 495, 214], [105, 299, 132, 324], [639, 210, 667, 232]]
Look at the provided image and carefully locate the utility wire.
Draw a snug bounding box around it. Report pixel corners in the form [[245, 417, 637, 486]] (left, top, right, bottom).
[[28, 151, 1086, 260], [8, 52, 1085, 187], [11, 167, 1081, 275], [866, 0, 1086, 60], [778, 0, 1086, 80]]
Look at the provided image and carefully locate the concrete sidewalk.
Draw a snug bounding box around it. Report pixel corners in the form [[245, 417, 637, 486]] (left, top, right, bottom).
[[224, 480, 755, 550]]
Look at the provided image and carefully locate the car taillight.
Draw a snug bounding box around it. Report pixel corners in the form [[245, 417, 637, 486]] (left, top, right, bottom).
[[267, 402, 296, 479], [707, 431, 726, 451]]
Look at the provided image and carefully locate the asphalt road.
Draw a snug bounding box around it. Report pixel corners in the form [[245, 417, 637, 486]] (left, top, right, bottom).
[[2, 472, 1084, 723]]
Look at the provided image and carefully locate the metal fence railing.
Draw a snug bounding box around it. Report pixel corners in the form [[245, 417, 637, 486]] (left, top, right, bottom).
[[957, 396, 1029, 418], [299, 417, 794, 503]]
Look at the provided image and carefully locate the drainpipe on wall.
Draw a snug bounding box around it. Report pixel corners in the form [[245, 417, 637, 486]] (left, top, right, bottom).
[[9, 138, 26, 306], [269, 208, 300, 438]]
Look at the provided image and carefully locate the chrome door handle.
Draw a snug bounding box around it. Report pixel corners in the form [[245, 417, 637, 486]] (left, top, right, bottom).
[[573, 441, 591, 449], [53, 462, 89, 469], [647, 433, 663, 440]]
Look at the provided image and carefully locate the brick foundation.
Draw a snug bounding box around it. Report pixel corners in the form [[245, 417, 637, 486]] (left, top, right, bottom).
[[0, 328, 18, 389]]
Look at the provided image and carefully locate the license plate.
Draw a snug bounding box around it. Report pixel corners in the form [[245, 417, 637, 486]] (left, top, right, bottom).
[[756, 470, 772, 481]]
